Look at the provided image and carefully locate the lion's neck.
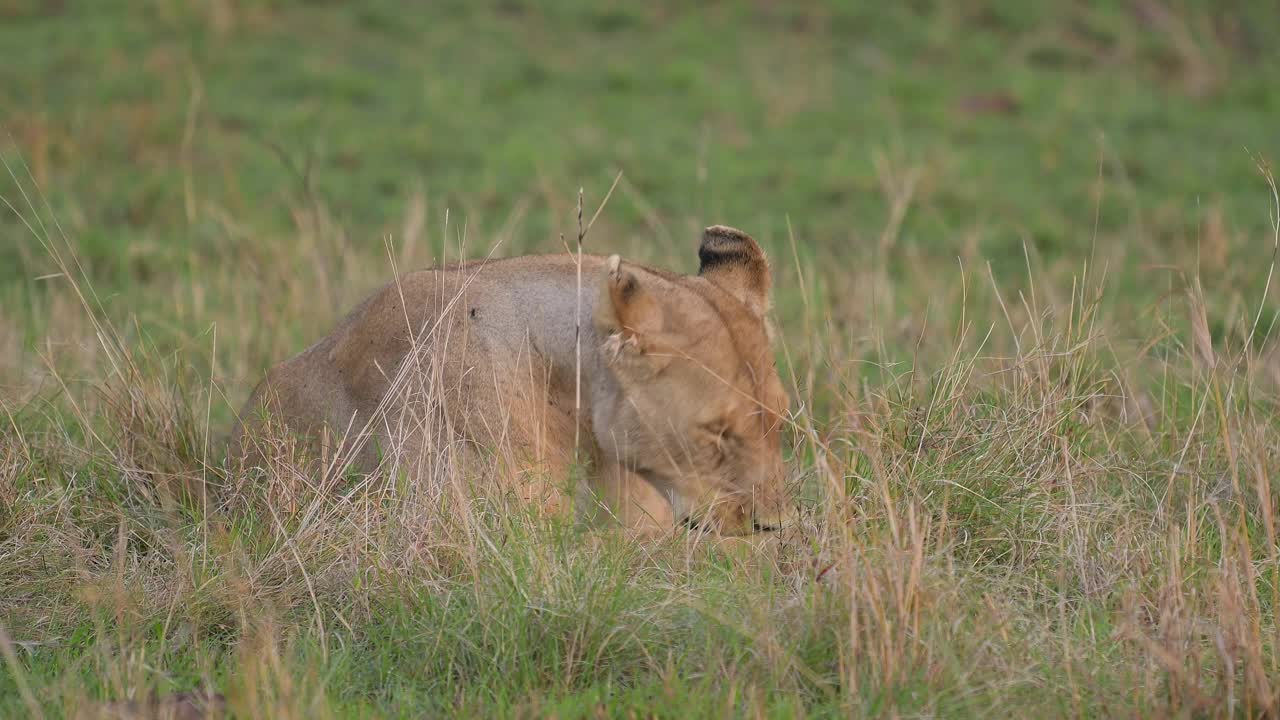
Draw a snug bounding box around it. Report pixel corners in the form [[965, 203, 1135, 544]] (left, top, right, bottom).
[[463, 259, 618, 418]]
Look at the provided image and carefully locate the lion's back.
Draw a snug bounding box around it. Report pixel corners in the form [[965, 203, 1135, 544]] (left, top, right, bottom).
[[229, 253, 606, 473]]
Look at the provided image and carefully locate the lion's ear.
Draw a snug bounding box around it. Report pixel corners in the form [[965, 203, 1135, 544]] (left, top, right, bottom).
[[697, 225, 771, 316], [594, 255, 670, 365]]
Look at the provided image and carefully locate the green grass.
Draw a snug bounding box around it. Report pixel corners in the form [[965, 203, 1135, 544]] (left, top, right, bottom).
[[3, 1, 1280, 717]]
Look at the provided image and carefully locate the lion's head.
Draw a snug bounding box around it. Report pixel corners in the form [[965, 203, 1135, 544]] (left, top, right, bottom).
[[592, 226, 793, 535]]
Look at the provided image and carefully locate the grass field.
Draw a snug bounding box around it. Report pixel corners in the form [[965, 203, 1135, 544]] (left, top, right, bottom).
[[3, 1, 1280, 717]]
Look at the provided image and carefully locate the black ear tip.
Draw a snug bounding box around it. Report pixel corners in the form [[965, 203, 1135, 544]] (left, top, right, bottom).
[[699, 226, 762, 260], [699, 226, 764, 274]]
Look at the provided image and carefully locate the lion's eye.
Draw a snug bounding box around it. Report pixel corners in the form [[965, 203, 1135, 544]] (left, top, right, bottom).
[[700, 423, 739, 460], [700, 422, 726, 438], [699, 423, 728, 448]]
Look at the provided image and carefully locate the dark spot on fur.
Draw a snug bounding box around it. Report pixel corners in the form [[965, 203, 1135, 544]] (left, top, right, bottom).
[[682, 515, 714, 534], [617, 273, 638, 301]]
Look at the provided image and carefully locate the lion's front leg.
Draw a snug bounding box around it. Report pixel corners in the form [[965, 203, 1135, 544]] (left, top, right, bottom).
[[590, 460, 675, 534]]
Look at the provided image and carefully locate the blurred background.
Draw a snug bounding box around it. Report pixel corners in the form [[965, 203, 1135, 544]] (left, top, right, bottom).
[[2, 0, 1279, 400], [5, 5, 1280, 715]]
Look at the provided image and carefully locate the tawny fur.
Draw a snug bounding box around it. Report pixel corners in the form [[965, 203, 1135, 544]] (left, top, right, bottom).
[[230, 226, 791, 535]]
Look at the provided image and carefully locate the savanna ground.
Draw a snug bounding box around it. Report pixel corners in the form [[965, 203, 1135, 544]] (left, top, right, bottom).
[[2, 1, 1280, 717]]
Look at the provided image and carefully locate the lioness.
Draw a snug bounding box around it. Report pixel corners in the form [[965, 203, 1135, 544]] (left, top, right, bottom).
[[230, 226, 792, 535]]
